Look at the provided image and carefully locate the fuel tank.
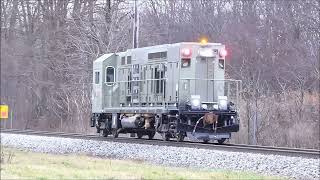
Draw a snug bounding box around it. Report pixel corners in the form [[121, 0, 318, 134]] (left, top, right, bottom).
[[120, 114, 144, 128]]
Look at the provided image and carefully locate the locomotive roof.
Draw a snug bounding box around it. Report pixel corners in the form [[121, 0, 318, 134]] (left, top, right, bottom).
[[94, 42, 224, 62], [94, 53, 114, 63], [122, 42, 223, 52]]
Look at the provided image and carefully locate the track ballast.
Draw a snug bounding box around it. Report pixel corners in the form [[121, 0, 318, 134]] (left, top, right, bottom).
[[1, 128, 319, 159]]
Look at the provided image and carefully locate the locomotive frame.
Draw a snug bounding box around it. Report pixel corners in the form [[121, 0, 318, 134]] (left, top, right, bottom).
[[90, 42, 241, 143]]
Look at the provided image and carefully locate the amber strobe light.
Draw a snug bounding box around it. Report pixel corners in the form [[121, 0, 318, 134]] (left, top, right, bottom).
[[200, 38, 208, 45]]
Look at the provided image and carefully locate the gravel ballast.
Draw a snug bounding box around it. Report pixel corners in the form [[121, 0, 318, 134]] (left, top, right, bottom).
[[1, 133, 319, 179]]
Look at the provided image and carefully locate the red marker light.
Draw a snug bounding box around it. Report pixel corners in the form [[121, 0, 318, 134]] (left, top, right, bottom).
[[181, 48, 192, 57], [219, 49, 227, 57]]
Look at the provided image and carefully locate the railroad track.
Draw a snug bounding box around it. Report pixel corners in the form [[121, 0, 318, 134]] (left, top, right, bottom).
[[1, 128, 319, 159]]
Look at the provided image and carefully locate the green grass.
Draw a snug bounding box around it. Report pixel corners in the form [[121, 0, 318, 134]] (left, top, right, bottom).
[[0, 147, 284, 179]]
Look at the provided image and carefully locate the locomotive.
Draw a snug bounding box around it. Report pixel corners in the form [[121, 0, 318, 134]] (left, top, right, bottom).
[[90, 41, 241, 143]]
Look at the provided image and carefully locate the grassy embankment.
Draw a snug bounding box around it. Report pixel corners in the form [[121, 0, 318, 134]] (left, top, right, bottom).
[[1, 147, 284, 179]]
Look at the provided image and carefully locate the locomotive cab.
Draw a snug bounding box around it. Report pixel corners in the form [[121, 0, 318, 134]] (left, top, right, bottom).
[[172, 43, 241, 143], [178, 43, 228, 109]]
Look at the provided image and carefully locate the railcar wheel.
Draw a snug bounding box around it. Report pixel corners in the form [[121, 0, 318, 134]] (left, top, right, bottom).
[[203, 139, 209, 143], [96, 127, 100, 133], [176, 132, 185, 142], [112, 129, 119, 138], [162, 133, 170, 141], [217, 138, 226, 144], [137, 132, 143, 139], [148, 131, 156, 140], [102, 129, 108, 137]]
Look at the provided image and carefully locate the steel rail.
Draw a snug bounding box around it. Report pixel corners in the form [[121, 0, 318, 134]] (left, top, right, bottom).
[[1, 128, 319, 158]]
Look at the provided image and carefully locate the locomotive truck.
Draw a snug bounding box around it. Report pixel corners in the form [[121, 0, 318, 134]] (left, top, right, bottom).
[[90, 41, 241, 143]]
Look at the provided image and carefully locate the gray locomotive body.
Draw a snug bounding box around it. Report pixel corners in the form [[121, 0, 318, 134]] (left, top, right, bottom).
[[90, 42, 241, 143]]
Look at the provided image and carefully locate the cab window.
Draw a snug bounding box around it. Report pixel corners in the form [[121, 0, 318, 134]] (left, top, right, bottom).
[[181, 58, 191, 68], [127, 56, 132, 64], [121, 57, 126, 65], [219, 59, 225, 69], [94, 71, 100, 84], [106, 67, 115, 83]]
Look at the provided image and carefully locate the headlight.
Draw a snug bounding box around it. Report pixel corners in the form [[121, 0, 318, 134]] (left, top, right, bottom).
[[198, 48, 214, 57], [201, 104, 208, 110], [192, 99, 200, 107], [190, 95, 201, 109], [218, 96, 228, 110], [213, 104, 219, 110]]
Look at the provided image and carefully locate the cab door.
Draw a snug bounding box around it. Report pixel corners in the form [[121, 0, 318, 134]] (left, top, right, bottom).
[[207, 57, 215, 102], [92, 70, 102, 112], [105, 66, 116, 107], [195, 57, 215, 102], [102, 54, 118, 109]]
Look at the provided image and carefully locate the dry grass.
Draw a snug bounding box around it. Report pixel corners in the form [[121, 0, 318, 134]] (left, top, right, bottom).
[[0, 147, 284, 180], [234, 91, 320, 149]]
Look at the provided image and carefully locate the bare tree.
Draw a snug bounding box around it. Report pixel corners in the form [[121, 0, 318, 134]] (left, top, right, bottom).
[[1, 0, 319, 148]]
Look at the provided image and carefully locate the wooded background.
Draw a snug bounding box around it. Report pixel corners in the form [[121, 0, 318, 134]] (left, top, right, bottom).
[[1, 0, 319, 148]]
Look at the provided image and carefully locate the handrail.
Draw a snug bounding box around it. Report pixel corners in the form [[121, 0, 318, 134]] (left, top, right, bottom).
[[179, 78, 242, 82], [103, 78, 242, 111], [115, 78, 167, 83], [114, 78, 241, 83]]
